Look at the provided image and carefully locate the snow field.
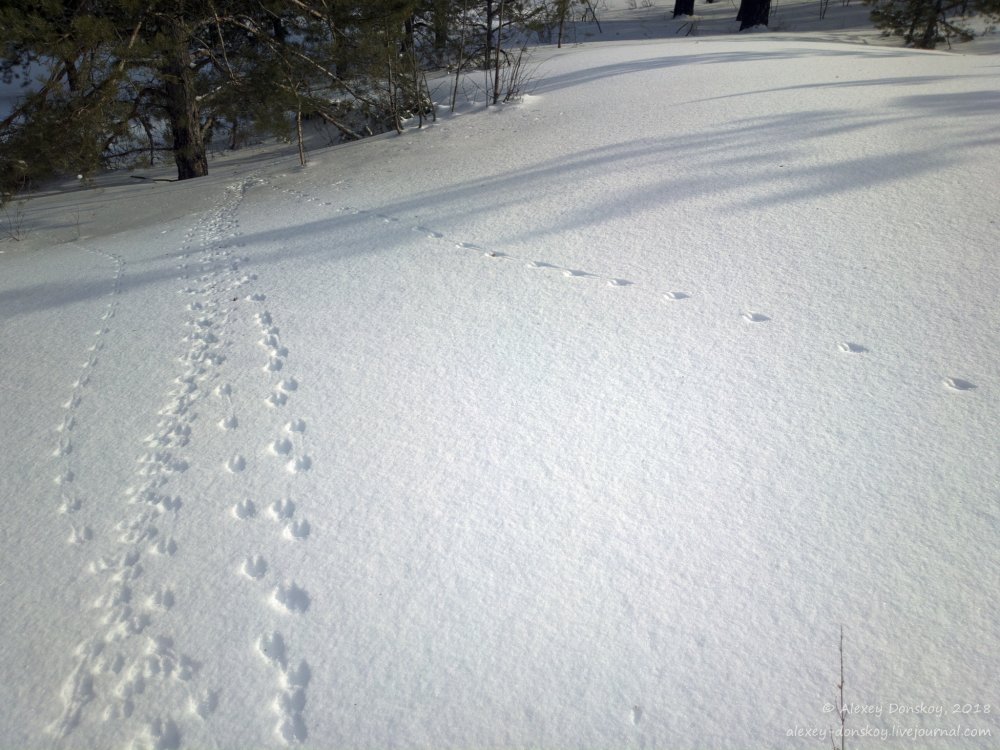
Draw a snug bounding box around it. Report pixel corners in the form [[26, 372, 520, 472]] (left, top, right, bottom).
[[1, 33, 998, 750]]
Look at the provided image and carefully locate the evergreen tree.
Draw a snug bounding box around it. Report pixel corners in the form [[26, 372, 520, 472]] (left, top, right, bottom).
[[0, 0, 347, 189], [867, 0, 1000, 47], [1, 0, 564, 194]]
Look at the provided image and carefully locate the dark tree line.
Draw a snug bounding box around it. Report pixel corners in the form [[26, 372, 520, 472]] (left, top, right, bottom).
[[6, 0, 995, 197], [868, 0, 1000, 47], [1, 0, 568, 194], [672, 0, 999, 42], [672, 0, 772, 31]]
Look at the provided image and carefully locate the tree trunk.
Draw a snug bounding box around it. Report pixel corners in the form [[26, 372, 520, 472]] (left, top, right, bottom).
[[737, 0, 770, 28], [433, 0, 449, 54], [556, 0, 569, 46], [674, 0, 696, 16], [919, 0, 944, 47], [492, 0, 504, 104], [296, 106, 306, 167], [485, 0, 496, 70], [404, 15, 415, 53], [160, 28, 208, 180]]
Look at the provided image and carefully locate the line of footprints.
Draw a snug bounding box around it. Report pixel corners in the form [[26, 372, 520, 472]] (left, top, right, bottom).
[[406, 212, 978, 393], [55, 249, 125, 545], [112, 184, 252, 742], [221, 286, 312, 744], [269, 180, 976, 393], [49, 183, 255, 747]]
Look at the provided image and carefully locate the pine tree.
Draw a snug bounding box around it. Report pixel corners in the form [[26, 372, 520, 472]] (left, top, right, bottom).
[[1, 0, 566, 194], [867, 0, 1000, 47], [0, 0, 347, 189]]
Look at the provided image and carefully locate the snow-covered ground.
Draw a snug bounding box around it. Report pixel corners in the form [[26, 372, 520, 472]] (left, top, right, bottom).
[[2, 5, 999, 749]]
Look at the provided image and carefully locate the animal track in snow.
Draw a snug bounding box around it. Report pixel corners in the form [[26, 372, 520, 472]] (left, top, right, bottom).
[[154, 536, 178, 556], [226, 248, 316, 741], [266, 391, 289, 408], [271, 438, 293, 456], [944, 377, 975, 391], [276, 687, 309, 744], [233, 499, 257, 519], [270, 498, 296, 520], [837, 342, 867, 353], [69, 525, 94, 545], [226, 454, 247, 473], [52, 180, 252, 740], [284, 519, 311, 541], [137, 716, 181, 750], [258, 632, 288, 670], [190, 689, 219, 720], [244, 555, 269, 580], [347, 205, 664, 304], [272, 582, 310, 613], [254, 296, 311, 474], [329, 208, 998, 512], [151, 588, 175, 610], [257, 630, 310, 744], [284, 660, 311, 691]]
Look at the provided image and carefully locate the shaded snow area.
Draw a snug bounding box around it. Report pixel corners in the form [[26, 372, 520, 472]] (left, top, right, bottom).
[[2, 37, 999, 750]]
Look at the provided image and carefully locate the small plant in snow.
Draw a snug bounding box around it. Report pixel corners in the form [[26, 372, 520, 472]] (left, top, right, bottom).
[[1, 182, 29, 242], [831, 626, 848, 750], [497, 44, 537, 103]]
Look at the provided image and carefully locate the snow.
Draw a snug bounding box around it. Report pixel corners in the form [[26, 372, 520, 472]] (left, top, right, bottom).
[[2, 7, 1000, 749]]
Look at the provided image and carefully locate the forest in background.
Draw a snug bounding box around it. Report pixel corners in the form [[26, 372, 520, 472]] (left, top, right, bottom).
[[2, 0, 998, 197]]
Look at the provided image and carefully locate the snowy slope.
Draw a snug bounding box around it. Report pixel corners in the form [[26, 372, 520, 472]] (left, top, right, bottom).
[[2, 32, 999, 750]]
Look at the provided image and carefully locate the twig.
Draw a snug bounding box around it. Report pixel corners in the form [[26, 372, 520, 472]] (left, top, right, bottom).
[[832, 625, 847, 750]]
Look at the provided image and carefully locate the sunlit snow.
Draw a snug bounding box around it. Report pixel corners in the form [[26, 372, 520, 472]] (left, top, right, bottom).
[[2, 2, 999, 748]]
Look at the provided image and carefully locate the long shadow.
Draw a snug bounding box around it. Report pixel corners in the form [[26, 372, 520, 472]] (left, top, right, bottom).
[[0, 208, 380, 318], [534, 46, 930, 94], [892, 89, 1000, 116], [4, 48, 996, 315], [678, 74, 973, 105]]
